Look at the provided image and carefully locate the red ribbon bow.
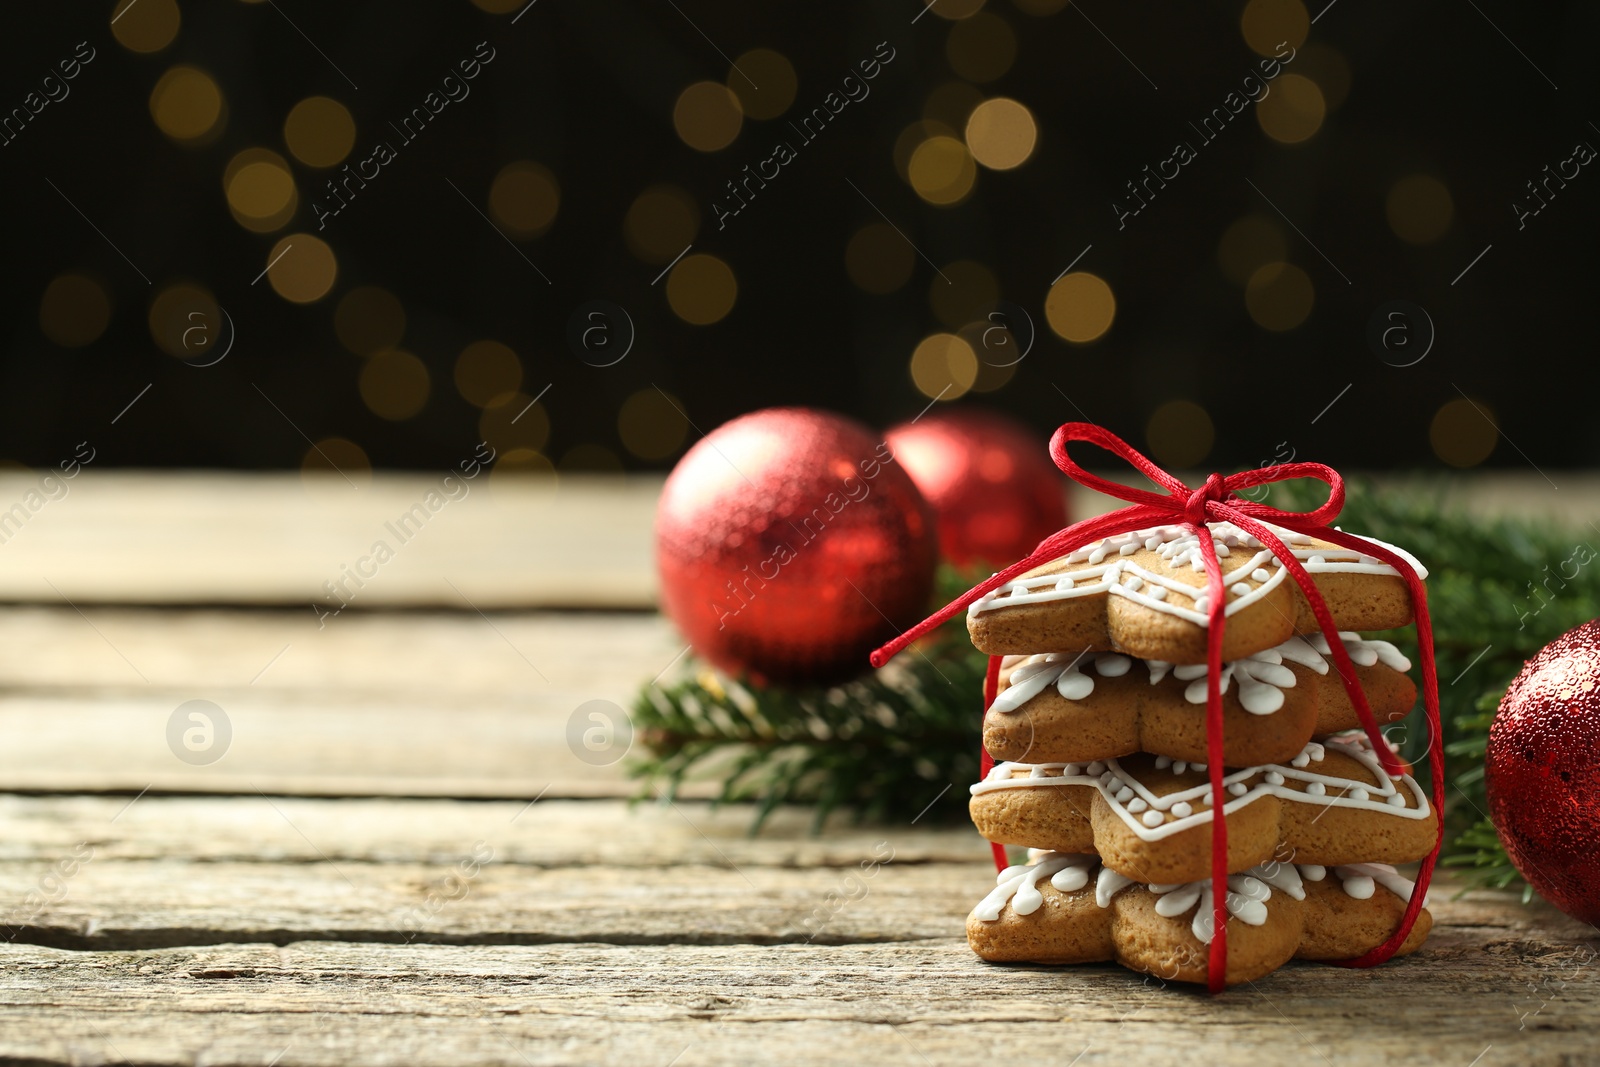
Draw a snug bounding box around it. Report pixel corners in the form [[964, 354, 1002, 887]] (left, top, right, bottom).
[[870, 423, 1444, 993]]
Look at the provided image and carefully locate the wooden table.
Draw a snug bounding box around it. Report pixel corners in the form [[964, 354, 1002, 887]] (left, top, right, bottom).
[[1, 472, 1595, 1066]]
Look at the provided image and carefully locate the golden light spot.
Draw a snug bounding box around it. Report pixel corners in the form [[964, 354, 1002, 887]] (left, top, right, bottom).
[[618, 388, 688, 461], [150, 65, 225, 143], [455, 340, 523, 408], [957, 321, 1018, 393], [112, 0, 180, 53], [1387, 175, 1454, 245], [334, 286, 406, 356], [40, 274, 110, 348], [1045, 271, 1116, 343], [229, 161, 295, 219], [300, 438, 372, 486], [930, 260, 999, 328], [845, 223, 916, 294], [973, 360, 1016, 393], [1217, 215, 1288, 286], [265, 234, 338, 304], [924, 81, 985, 128], [1012, 0, 1070, 12], [1240, 0, 1308, 57], [148, 282, 220, 358], [488, 161, 560, 238], [1146, 400, 1216, 468], [895, 120, 959, 182], [909, 333, 979, 401], [284, 96, 356, 168], [1299, 44, 1352, 111], [909, 135, 978, 205], [1257, 73, 1325, 144], [1245, 261, 1314, 331], [471, 0, 523, 10], [965, 97, 1037, 170], [480, 392, 551, 453], [673, 81, 743, 153], [560, 444, 624, 472], [666, 253, 737, 325], [359, 350, 431, 421], [1430, 398, 1498, 468], [947, 13, 1017, 83], [730, 49, 797, 120], [928, 0, 986, 19], [224, 148, 298, 233], [624, 185, 700, 264]]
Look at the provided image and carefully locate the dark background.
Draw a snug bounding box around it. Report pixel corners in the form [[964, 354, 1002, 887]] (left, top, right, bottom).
[[0, 0, 1592, 475]]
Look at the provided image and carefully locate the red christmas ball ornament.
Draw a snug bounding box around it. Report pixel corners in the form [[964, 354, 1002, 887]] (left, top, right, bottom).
[[885, 408, 1068, 567], [1486, 618, 1600, 924], [656, 407, 938, 687]]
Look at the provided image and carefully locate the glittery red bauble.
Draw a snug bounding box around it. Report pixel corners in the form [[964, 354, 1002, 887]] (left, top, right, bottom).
[[656, 407, 938, 687], [1486, 618, 1600, 924], [885, 408, 1068, 567]]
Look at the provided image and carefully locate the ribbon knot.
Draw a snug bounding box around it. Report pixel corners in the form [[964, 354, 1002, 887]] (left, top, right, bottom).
[[870, 422, 1442, 994], [1184, 472, 1229, 525]]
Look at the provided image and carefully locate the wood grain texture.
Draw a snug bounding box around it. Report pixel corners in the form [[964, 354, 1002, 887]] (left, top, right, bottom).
[[0, 471, 1592, 1066], [0, 795, 986, 868], [0, 608, 682, 796], [0, 471, 660, 608], [0, 471, 1589, 608], [0, 936, 1593, 1067]]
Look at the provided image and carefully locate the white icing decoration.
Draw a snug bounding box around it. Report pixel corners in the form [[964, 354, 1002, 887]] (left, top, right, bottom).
[[1339, 873, 1375, 899], [967, 521, 1428, 627], [973, 853, 1099, 920], [989, 651, 1137, 713], [1306, 631, 1413, 673], [970, 734, 1429, 843], [1095, 866, 1135, 907], [1173, 647, 1300, 715], [977, 855, 1428, 936], [992, 633, 1408, 722], [1332, 862, 1430, 905]]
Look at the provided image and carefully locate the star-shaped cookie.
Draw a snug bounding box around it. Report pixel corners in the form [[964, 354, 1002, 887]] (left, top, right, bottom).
[[985, 632, 1416, 768], [967, 852, 1432, 985], [969, 734, 1437, 885], [967, 522, 1426, 664]]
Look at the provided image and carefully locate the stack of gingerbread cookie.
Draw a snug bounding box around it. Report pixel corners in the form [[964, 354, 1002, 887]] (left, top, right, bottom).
[[962, 521, 1439, 985]]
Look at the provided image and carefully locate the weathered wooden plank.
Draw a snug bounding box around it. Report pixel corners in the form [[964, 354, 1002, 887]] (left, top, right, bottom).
[[0, 939, 1592, 1067], [0, 858, 971, 949], [0, 472, 660, 608], [0, 795, 976, 948], [0, 472, 1588, 609], [0, 796, 985, 868], [0, 609, 685, 796], [0, 796, 1577, 958]]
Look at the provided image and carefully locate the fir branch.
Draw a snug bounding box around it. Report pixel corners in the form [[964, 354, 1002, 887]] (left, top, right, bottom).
[[629, 567, 988, 829], [631, 480, 1600, 896], [1261, 478, 1600, 892]]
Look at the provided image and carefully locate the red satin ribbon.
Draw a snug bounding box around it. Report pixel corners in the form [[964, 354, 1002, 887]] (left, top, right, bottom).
[[871, 423, 1444, 994]]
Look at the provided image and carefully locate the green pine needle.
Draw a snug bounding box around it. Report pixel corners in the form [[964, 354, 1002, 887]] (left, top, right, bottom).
[[629, 478, 1600, 898]]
